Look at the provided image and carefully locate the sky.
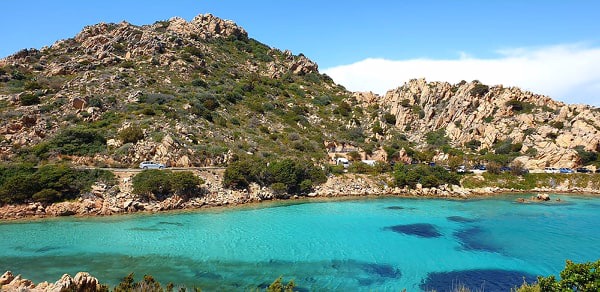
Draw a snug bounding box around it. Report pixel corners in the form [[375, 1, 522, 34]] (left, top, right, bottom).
[[1, 1, 600, 106]]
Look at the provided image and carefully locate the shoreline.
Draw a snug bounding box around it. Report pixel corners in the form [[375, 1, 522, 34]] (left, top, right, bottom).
[[2, 172, 600, 222], [1, 186, 598, 223]]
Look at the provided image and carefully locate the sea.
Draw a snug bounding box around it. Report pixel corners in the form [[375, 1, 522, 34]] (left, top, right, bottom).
[[1, 194, 599, 291]]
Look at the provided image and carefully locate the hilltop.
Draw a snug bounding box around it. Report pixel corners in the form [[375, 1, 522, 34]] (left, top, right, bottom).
[[0, 13, 599, 170]]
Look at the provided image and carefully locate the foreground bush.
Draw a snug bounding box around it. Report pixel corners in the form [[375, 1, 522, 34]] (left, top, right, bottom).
[[132, 170, 204, 200], [515, 259, 600, 291], [0, 163, 115, 205]]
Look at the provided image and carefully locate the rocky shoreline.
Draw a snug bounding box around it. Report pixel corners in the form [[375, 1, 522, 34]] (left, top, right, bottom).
[[0, 270, 102, 292], [1, 172, 599, 221]]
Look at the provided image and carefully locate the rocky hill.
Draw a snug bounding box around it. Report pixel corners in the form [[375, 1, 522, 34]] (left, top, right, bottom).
[[372, 79, 600, 169], [0, 13, 598, 170]]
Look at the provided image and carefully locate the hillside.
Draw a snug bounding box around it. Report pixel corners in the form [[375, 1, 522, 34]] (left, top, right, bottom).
[[0, 14, 599, 170]]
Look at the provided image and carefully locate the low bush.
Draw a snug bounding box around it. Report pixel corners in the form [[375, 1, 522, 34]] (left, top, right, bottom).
[[118, 126, 144, 144], [132, 170, 204, 200], [0, 163, 115, 205], [32, 126, 106, 157], [394, 164, 460, 188], [515, 259, 600, 292], [223, 157, 326, 195], [19, 93, 40, 106]]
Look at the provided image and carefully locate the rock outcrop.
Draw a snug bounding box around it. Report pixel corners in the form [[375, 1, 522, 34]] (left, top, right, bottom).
[[0, 271, 102, 292], [376, 78, 600, 169]]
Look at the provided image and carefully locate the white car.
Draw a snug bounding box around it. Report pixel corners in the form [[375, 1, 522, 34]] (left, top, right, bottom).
[[139, 161, 165, 169], [544, 167, 559, 173]]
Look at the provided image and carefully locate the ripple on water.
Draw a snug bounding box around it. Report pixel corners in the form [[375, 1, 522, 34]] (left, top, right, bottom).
[[384, 223, 441, 238], [420, 269, 537, 292]]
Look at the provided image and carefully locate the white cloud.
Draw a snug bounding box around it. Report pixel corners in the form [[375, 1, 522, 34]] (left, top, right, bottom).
[[323, 44, 600, 106]]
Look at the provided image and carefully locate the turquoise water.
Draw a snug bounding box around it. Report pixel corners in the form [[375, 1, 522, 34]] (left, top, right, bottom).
[[1, 194, 599, 291]]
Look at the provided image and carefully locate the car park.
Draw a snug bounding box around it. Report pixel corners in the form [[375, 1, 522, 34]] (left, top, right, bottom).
[[139, 161, 165, 169], [559, 168, 574, 174]]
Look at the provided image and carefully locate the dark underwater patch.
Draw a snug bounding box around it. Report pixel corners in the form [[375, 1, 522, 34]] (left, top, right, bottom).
[[385, 223, 441, 238], [453, 226, 501, 253], [157, 221, 184, 226], [447, 216, 478, 223], [420, 269, 537, 292], [385, 206, 405, 210]]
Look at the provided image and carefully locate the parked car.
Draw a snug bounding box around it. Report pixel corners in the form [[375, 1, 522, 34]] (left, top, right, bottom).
[[500, 166, 512, 172], [473, 165, 486, 171], [596, 169, 600, 173], [576, 167, 592, 173], [559, 168, 574, 174], [457, 165, 467, 173], [139, 161, 165, 169], [544, 167, 559, 173]]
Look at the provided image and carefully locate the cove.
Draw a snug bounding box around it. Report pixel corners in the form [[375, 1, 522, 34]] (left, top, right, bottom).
[[1, 194, 599, 291]]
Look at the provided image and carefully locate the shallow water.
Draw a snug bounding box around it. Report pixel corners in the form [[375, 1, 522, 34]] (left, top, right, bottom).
[[1, 194, 599, 291]]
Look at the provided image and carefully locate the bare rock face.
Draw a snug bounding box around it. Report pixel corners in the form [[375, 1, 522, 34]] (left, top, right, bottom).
[[378, 78, 600, 168]]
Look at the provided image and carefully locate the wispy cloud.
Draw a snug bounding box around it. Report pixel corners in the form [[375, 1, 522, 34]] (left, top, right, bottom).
[[323, 44, 600, 106]]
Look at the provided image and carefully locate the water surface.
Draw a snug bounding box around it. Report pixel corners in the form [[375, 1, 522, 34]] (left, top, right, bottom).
[[1, 194, 598, 291]]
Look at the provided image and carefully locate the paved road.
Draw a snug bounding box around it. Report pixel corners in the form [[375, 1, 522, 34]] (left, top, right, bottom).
[[74, 166, 226, 172]]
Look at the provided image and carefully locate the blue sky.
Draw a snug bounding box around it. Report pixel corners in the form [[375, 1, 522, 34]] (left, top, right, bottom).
[[2, 1, 600, 105]]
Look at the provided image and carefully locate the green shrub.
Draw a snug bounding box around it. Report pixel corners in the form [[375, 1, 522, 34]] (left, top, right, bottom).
[[0, 163, 114, 205], [36, 126, 106, 156], [171, 171, 204, 197], [383, 112, 396, 125], [394, 164, 459, 188], [465, 139, 481, 151], [118, 126, 144, 144], [19, 94, 40, 106], [515, 259, 600, 292], [425, 129, 450, 147], [223, 157, 325, 195], [575, 145, 598, 165], [469, 83, 489, 97], [132, 169, 172, 200], [32, 189, 62, 203]]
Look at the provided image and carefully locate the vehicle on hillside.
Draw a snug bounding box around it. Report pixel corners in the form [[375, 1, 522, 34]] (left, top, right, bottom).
[[473, 165, 486, 171], [457, 165, 467, 173], [576, 167, 591, 173], [596, 169, 600, 173], [336, 157, 350, 168], [544, 167, 559, 173], [139, 161, 165, 169], [559, 168, 574, 174], [500, 166, 512, 172]]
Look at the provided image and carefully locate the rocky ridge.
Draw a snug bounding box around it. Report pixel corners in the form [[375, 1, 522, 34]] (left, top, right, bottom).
[[372, 78, 600, 169]]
